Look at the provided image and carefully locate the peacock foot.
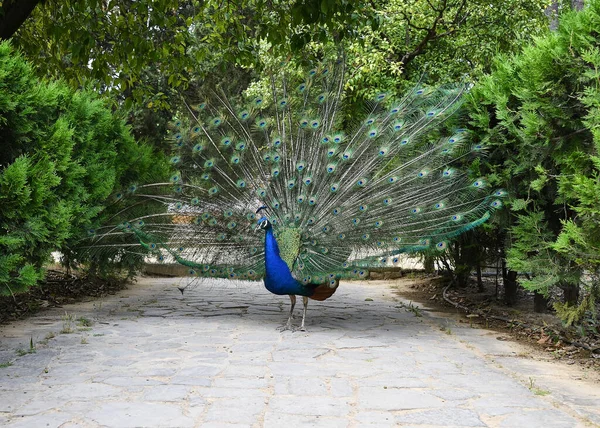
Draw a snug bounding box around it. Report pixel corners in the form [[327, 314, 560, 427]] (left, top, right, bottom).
[[293, 325, 307, 333], [277, 322, 294, 332]]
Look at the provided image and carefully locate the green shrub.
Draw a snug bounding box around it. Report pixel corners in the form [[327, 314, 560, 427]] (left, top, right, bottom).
[[469, 3, 600, 322], [0, 41, 168, 296]]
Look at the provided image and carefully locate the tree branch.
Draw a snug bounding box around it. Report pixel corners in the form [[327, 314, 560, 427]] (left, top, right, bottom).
[[0, 0, 42, 40], [400, 0, 449, 67]]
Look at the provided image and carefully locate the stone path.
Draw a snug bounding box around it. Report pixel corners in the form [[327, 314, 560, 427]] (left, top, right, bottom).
[[1, 277, 599, 427]]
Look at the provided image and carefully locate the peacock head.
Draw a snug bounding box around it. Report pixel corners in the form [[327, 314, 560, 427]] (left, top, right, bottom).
[[255, 216, 271, 231], [254, 205, 271, 231]]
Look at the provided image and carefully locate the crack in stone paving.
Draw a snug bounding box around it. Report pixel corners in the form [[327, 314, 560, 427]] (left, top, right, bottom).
[[0, 277, 599, 427]]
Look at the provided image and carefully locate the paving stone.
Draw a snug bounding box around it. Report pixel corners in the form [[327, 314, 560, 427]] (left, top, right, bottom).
[[230, 342, 272, 352], [101, 376, 165, 386], [498, 409, 580, 427], [13, 398, 64, 416], [212, 376, 269, 389], [395, 408, 486, 426], [571, 405, 600, 425], [431, 388, 481, 401], [133, 367, 178, 377], [178, 365, 226, 376], [272, 348, 331, 363], [195, 386, 269, 398], [169, 376, 212, 386], [355, 410, 402, 425], [4, 411, 73, 428], [98, 357, 138, 367], [358, 387, 444, 411], [329, 377, 353, 397], [185, 394, 207, 420], [361, 375, 428, 389], [200, 423, 254, 428], [470, 393, 551, 410], [143, 385, 192, 401], [288, 377, 328, 395], [59, 400, 100, 415], [0, 391, 32, 412], [268, 362, 343, 377], [269, 396, 351, 417], [418, 361, 467, 376], [40, 363, 90, 377], [140, 309, 175, 317], [220, 364, 268, 377], [274, 377, 291, 394], [88, 402, 194, 427], [203, 397, 265, 423], [48, 383, 123, 402], [264, 411, 349, 427], [477, 406, 524, 417]]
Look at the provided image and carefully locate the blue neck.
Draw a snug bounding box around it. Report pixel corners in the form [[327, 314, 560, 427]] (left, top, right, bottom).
[[264, 228, 280, 263], [263, 227, 308, 296]]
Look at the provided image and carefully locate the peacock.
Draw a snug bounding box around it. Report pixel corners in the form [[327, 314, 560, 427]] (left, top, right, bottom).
[[88, 60, 505, 331]]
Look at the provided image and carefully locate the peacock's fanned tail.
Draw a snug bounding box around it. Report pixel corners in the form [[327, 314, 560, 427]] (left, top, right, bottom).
[[88, 62, 505, 285]]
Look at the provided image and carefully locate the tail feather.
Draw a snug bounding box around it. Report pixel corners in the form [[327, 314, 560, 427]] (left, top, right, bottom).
[[83, 59, 506, 287]]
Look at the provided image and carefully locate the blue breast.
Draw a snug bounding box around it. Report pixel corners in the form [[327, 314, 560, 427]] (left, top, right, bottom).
[[263, 228, 312, 296]]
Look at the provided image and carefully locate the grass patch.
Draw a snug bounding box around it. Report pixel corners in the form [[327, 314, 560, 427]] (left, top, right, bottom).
[[404, 302, 422, 317], [39, 331, 56, 346], [77, 317, 92, 327], [16, 336, 37, 356], [528, 377, 551, 396], [440, 326, 453, 335], [60, 312, 75, 334]]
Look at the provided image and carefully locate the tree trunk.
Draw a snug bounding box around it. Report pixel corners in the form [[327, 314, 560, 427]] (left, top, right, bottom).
[[562, 283, 580, 305], [545, 1, 560, 31], [476, 263, 484, 292], [451, 239, 471, 288], [534, 292, 548, 313], [455, 270, 469, 288], [0, 0, 42, 40], [503, 260, 518, 306], [571, 0, 584, 11], [424, 254, 435, 274]]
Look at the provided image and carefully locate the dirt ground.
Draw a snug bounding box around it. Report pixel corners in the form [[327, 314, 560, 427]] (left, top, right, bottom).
[[390, 273, 600, 372], [0, 270, 128, 324]]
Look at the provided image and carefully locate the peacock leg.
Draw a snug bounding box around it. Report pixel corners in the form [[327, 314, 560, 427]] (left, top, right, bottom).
[[297, 296, 309, 332], [278, 295, 296, 331]]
